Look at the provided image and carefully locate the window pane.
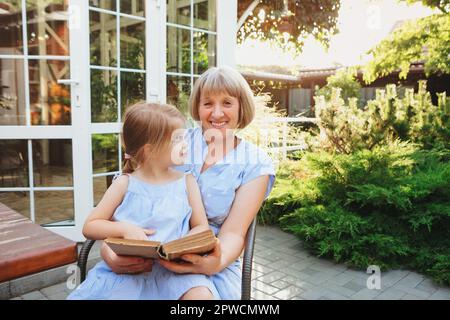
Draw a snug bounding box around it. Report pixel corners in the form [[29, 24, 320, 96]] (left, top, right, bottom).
[[121, 0, 145, 16], [35, 190, 74, 226], [0, 140, 29, 188], [120, 17, 145, 70], [167, 75, 191, 116], [29, 59, 71, 125], [91, 69, 117, 122], [194, 0, 216, 31], [0, 192, 30, 220], [0, 1, 24, 54], [193, 31, 216, 75], [93, 175, 114, 206], [166, 26, 190, 74], [90, 11, 117, 67], [33, 139, 73, 187], [92, 134, 119, 174], [121, 71, 145, 119], [89, 0, 116, 11], [26, 1, 70, 56], [0, 59, 26, 125], [167, 0, 191, 27]]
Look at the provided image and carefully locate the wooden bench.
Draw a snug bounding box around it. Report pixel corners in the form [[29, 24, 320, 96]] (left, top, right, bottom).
[[0, 202, 78, 282]]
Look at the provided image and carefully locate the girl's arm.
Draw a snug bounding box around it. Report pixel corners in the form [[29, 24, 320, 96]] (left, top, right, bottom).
[[185, 174, 210, 235], [158, 175, 269, 275], [83, 175, 154, 241]]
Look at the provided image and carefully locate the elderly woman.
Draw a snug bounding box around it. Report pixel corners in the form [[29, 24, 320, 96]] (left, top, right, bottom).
[[99, 66, 276, 299]]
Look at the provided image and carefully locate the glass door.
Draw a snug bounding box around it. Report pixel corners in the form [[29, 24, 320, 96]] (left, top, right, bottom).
[[0, 0, 90, 241]]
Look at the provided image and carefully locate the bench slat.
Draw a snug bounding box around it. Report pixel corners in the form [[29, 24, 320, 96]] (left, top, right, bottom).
[[0, 203, 78, 282]]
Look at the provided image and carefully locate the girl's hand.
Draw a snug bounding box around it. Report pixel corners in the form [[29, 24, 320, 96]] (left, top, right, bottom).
[[100, 241, 153, 274], [158, 239, 222, 276], [121, 222, 155, 241]]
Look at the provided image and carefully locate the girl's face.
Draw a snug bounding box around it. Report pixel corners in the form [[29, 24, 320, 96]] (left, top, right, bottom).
[[198, 91, 240, 139]]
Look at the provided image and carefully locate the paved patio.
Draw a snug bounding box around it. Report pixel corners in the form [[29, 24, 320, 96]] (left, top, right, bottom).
[[9, 225, 450, 300]]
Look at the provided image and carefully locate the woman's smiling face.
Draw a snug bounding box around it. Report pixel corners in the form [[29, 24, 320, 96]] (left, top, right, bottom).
[[198, 91, 240, 137]]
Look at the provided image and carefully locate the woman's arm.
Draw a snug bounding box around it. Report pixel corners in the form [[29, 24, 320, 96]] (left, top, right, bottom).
[[83, 175, 154, 241], [185, 174, 210, 235], [158, 175, 269, 275]]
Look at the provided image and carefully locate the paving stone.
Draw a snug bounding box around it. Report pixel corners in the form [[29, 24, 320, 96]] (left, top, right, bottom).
[[321, 282, 359, 298], [391, 284, 432, 299], [21, 291, 47, 300], [428, 288, 450, 300], [251, 289, 280, 300], [352, 288, 382, 300], [46, 291, 69, 300], [253, 256, 272, 266], [375, 288, 407, 300], [252, 280, 280, 295], [40, 282, 71, 296], [343, 280, 367, 292], [266, 260, 295, 270], [273, 285, 304, 300], [415, 279, 440, 294], [401, 294, 425, 300], [9, 297, 22, 300], [327, 273, 357, 286], [257, 271, 287, 284], [395, 272, 425, 288], [270, 279, 291, 290], [380, 270, 410, 287], [300, 288, 337, 300]]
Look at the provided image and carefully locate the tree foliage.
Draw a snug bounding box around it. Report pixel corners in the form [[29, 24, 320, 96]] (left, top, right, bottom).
[[364, 0, 450, 83], [238, 0, 340, 53]]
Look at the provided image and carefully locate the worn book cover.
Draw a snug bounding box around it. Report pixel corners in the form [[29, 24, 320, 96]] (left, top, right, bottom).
[[104, 229, 217, 260]]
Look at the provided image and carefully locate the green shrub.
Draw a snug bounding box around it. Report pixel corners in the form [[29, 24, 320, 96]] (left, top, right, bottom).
[[270, 142, 450, 285]]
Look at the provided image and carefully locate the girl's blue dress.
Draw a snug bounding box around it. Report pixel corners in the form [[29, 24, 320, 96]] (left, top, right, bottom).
[[67, 173, 219, 300], [174, 127, 276, 300]]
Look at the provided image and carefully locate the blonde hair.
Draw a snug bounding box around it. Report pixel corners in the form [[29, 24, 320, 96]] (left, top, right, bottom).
[[122, 101, 185, 173], [189, 66, 256, 129]]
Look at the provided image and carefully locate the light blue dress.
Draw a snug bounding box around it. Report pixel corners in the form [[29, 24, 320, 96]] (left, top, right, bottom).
[[67, 173, 219, 300], [174, 127, 276, 299]]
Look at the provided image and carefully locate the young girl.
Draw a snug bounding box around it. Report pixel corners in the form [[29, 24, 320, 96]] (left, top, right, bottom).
[[67, 102, 218, 300]]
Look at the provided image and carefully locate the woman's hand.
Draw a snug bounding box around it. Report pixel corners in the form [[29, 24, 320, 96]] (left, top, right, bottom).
[[158, 239, 222, 276], [100, 241, 154, 274]]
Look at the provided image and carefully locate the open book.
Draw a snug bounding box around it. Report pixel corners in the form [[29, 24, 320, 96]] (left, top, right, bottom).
[[104, 229, 217, 261]]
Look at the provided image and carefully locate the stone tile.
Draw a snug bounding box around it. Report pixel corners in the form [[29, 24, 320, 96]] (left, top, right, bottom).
[[270, 279, 291, 290], [415, 279, 440, 294], [253, 256, 272, 266], [401, 294, 426, 300], [380, 270, 410, 287], [375, 288, 407, 300], [40, 282, 71, 296], [253, 263, 274, 274], [321, 282, 358, 298], [343, 280, 367, 292], [391, 284, 432, 299], [251, 289, 280, 300], [428, 288, 450, 300], [300, 267, 321, 277], [273, 285, 304, 300], [0, 282, 11, 300], [289, 260, 315, 272], [21, 291, 47, 300], [327, 273, 357, 286], [257, 271, 287, 284], [46, 291, 69, 300], [9, 296, 22, 300], [266, 260, 294, 270], [395, 272, 425, 288], [352, 288, 382, 300], [252, 280, 280, 295], [300, 288, 337, 300]]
